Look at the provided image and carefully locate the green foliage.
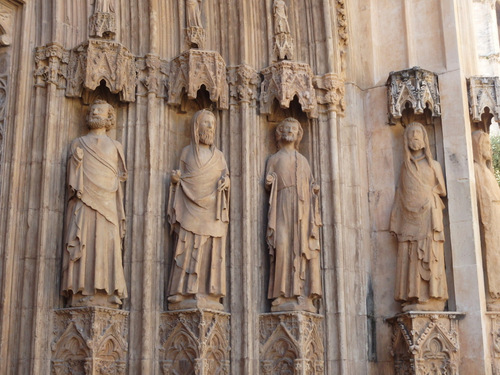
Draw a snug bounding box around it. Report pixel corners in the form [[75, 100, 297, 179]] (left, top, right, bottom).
[[490, 134, 500, 184]]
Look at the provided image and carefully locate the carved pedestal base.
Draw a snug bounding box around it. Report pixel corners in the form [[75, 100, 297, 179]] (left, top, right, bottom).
[[51, 307, 129, 375], [386, 312, 464, 375], [89, 12, 116, 39], [259, 311, 324, 375], [487, 312, 500, 374], [185, 26, 206, 49], [159, 309, 230, 375]]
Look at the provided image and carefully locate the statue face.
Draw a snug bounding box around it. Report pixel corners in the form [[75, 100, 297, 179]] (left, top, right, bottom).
[[198, 113, 216, 145], [88, 103, 110, 129], [281, 121, 300, 143], [407, 126, 425, 151]]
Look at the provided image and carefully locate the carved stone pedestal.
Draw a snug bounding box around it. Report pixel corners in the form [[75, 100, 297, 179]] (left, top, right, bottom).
[[259, 311, 324, 375], [386, 312, 464, 375], [51, 307, 129, 375], [89, 12, 116, 39], [159, 309, 230, 375]]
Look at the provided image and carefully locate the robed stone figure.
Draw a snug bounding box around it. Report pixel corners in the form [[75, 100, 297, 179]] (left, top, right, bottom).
[[473, 130, 500, 310], [390, 122, 448, 312], [62, 100, 127, 308], [265, 118, 322, 313], [167, 110, 230, 311]]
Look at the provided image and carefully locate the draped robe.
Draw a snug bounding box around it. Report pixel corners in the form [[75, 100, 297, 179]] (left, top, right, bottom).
[[62, 134, 127, 299]]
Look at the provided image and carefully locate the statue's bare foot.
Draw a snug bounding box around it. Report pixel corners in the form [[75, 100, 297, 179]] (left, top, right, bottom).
[[108, 295, 122, 305]]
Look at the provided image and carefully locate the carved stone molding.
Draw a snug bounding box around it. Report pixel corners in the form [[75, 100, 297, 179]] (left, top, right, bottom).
[[487, 313, 500, 374], [51, 307, 129, 375], [260, 61, 318, 119], [168, 49, 229, 110], [136, 54, 168, 98], [386, 312, 464, 375], [34, 43, 69, 89], [89, 12, 116, 39], [314, 72, 345, 114], [260, 312, 324, 375], [387, 67, 441, 125], [0, 3, 14, 46], [66, 40, 136, 102], [159, 309, 230, 375], [228, 64, 259, 105], [0, 51, 8, 188], [467, 76, 500, 126]]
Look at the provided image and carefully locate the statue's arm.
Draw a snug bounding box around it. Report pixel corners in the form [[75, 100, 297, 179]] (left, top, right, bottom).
[[433, 160, 447, 197], [67, 141, 84, 199]]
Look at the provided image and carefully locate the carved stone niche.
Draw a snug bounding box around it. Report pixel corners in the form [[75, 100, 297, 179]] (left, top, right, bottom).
[[260, 312, 324, 375], [159, 309, 230, 375], [467, 76, 500, 131], [51, 307, 129, 375], [386, 312, 464, 375], [260, 61, 318, 119], [168, 49, 229, 110], [314, 72, 346, 115], [66, 40, 136, 103], [387, 67, 441, 125]]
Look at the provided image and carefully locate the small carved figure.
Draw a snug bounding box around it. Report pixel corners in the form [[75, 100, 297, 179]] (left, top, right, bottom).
[[265, 118, 322, 313], [390, 122, 448, 311], [186, 0, 202, 28], [273, 0, 290, 34], [94, 0, 115, 13], [472, 130, 500, 310], [62, 100, 127, 308], [167, 110, 230, 311]]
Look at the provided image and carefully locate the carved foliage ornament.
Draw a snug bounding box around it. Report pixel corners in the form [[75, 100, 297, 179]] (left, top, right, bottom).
[[34, 43, 69, 89], [260, 60, 318, 118], [387, 312, 463, 375], [387, 67, 441, 124], [159, 310, 230, 375], [136, 54, 168, 98], [168, 49, 228, 110], [314, 72, 345, 114], [228, 64, 259, 104], [66, 40, 136, 102], [51, 307, 129, 375], [260, 312, 325, 375], [468, 76, 500, 125]]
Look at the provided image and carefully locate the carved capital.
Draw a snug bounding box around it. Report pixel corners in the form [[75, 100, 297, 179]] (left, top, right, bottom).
[[159, 309, 230, 375], [386, 312, 464, 375], [34, 43, 69, 88], [89, 12, 116, 39], [468, 76, 500, 126], [260, 61, 318, 118], [314, 72, 345, 114], [136, 54, 168, 98], [51, 307, 129, 375], [168, 49, 229, 110], [259, 312, 324, 374], [66, 40, 136, 102], [387, 67, 441, 124], [228, 64, 259, 105]]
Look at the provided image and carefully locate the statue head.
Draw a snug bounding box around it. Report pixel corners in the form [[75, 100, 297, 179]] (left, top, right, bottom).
[[191, 109, 216, 147], [472, 130, 493, 168], [87, 100, 116, 131], [276, 117, 303, 150], [403, 122, 433, 164]]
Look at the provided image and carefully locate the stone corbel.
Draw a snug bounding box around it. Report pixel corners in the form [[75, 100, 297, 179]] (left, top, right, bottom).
[[66, 40, 136, 103], [467, 76, 500, 127], [136, 54, 168, 98], [34, 43, 69, 89], [167, 49, 229, 110], [260, 60, 318, 119], [387, 67, 441, 125], [314, 72, 345, 115], [228, 64, 259, 105]]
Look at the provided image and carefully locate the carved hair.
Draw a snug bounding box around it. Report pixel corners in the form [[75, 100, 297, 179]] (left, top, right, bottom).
[[89, 99, 116, 131], [275, 117, 304, 150], [472, 130, 494, 172], [403, 122, 433, 167]]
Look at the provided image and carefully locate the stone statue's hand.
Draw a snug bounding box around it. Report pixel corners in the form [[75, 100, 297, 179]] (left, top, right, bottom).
[[218, 175, 230, 191], [265, 173, 275, 189], [171, 170, 181, 184], [74, 147, 84, 161]]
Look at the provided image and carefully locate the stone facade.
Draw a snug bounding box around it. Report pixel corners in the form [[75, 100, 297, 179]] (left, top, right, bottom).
[[0, 0, 499, 374]]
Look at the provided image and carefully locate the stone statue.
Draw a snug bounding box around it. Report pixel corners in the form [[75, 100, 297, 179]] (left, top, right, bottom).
[[94, 0, 115, 13], [62, 100, 127, 308], [472, 130, 500, 310], [265, 118, 322, 313], [167, 110, 230, 311], [186, 0, 202, 28], [273, 0, 290, 34], [390, 122, 448, 312]]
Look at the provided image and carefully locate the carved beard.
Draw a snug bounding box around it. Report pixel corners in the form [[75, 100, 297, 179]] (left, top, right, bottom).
[[283, 134, 297, 143], [199, 129, 214, 145], [409, 138, 425, 151], [88, 117, 108, 130]]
